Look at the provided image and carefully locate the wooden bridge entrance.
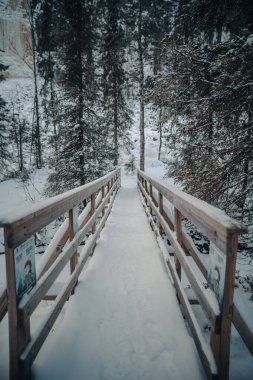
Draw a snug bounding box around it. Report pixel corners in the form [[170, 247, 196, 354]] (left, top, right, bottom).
[[0, 169, 252, 380]]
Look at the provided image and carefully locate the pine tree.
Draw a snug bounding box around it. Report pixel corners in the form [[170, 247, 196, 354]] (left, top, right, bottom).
[[45, 0, 113, 195], [36, 0, 59, 153], [101, 0, 132, 167], [151, 0, 253, 243], [25, 0, 43, 168]]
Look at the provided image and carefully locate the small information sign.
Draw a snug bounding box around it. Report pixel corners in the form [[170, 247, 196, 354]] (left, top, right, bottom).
[[14, 237, 36, 304], [208, 242, 226, 306], [73, 206, 79, 236]]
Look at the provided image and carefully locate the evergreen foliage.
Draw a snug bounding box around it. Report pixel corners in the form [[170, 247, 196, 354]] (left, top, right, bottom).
[[39, 0, 114, 195], [151, 0, 253, 244], [2, 0, 252, 252], [101, 0, 132, 166]]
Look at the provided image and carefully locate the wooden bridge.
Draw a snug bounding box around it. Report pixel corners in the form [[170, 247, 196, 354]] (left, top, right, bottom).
[[0, 169, 252, 380]]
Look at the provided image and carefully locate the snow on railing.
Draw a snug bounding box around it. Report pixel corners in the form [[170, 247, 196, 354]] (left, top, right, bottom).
[[137, 169, 248, 380], [0, 168, 120, 380]]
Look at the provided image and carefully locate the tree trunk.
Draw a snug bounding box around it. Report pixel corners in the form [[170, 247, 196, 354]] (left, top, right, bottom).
[[49, 51, 58, 153], [158, 107, 163, 161], [19, 121, 24, 172], [28, 2, 42, 169], [113, 82, 118, 166], [138, 0, 145, 171], [77, 35, 85, 186]]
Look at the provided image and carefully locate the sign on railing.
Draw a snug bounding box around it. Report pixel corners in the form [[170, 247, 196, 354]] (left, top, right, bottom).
[[208, 243, 226, 307], [0, 168, 121, 380], [14, 237, 36, 304]]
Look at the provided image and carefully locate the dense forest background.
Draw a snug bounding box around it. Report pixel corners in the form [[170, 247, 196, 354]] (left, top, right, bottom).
[[1, 0, 253, 257]]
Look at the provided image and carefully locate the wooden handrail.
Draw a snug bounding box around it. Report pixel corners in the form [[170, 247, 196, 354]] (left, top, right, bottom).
[[1, 170, 119, 249], [2, 168, 120, 380], [137, 169, 248, 380], [18, 181, 117, 322], [20, 188, 118, 377], [139, 170, 247, 254], [138, 178, 220, 322]]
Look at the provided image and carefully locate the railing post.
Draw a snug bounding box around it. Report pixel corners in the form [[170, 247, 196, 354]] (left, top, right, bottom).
[[144, 180, 148, 194], [158, 192, 163, 236], [91, 193, 96, 234], [149, 183, 153, 216], [217, 233, 239, 380], [4, 228, 31, 380], [101, 185, 105, 216], [69, 208, 78, 294], [88, 193, 96, 258], [107, 180, 110, 203], [119, 168, 121, 187], [149, 183, 153, 199], [174, 208, 182, 280]]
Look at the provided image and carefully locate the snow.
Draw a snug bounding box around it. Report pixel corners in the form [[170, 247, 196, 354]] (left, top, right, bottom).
[[245, 35, 253, 46], [203, 288, 220, 316], [0, 104, 252, 379], [0, 170, 110, 225], [32, 177, 205, 380], [0, 1, 32, 78], [0, 168, 49, 257]]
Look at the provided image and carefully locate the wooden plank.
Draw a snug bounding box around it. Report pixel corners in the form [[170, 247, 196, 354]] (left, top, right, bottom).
[[90, 193, 96, 256], [152, 180, 207, 278], [162, 208, 174, 231], [218, 234, 238, 380], [138, 173, 252, 378], [69, 209, 78, 295], [166, 253, 218, 380], [152, 191, 173, 230], [101, 185, 105, 216], [138, 180, 220, 325], [1, 170, 119, 249], [91, 193, 96, 234], [69, 209, 77, 275], [37, 194, 98, 280], [138, 185, 217, 379], [174, 208, 182, 280], [182, 231, 208, 279], [0, 288, 7, 322], [138, 170, 247, 253], [149, 183, 153, 200], [158, 192, 163, 235], [18, 182, 117, 323], [4, 228, 31, 380], [43, 282, 64, 301], [19, 185, 118, 377], [38, 226, 69, 280]]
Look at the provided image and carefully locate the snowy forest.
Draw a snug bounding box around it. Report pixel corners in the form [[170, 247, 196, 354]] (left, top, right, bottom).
[[1, 1, 253, 379], [0, 1, 253, 281]]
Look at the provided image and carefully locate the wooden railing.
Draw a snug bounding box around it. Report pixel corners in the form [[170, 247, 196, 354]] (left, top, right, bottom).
[[0, 169, 120, 380], [137, 169, 250, 380]]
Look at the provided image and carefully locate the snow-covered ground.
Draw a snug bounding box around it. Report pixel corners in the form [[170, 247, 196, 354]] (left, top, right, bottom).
[[0, 107, 253, 379]]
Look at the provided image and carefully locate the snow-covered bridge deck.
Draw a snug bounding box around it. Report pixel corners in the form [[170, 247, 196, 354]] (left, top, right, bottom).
[[33, 179, 205, 380], [1, 170, 249, 380]]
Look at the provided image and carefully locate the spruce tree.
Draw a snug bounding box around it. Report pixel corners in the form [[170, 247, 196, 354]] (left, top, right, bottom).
[[45, 0, 113, 194], [151, 0, 253, 243], [101, 0, 132, 167], [36, 0, 59, 153]]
